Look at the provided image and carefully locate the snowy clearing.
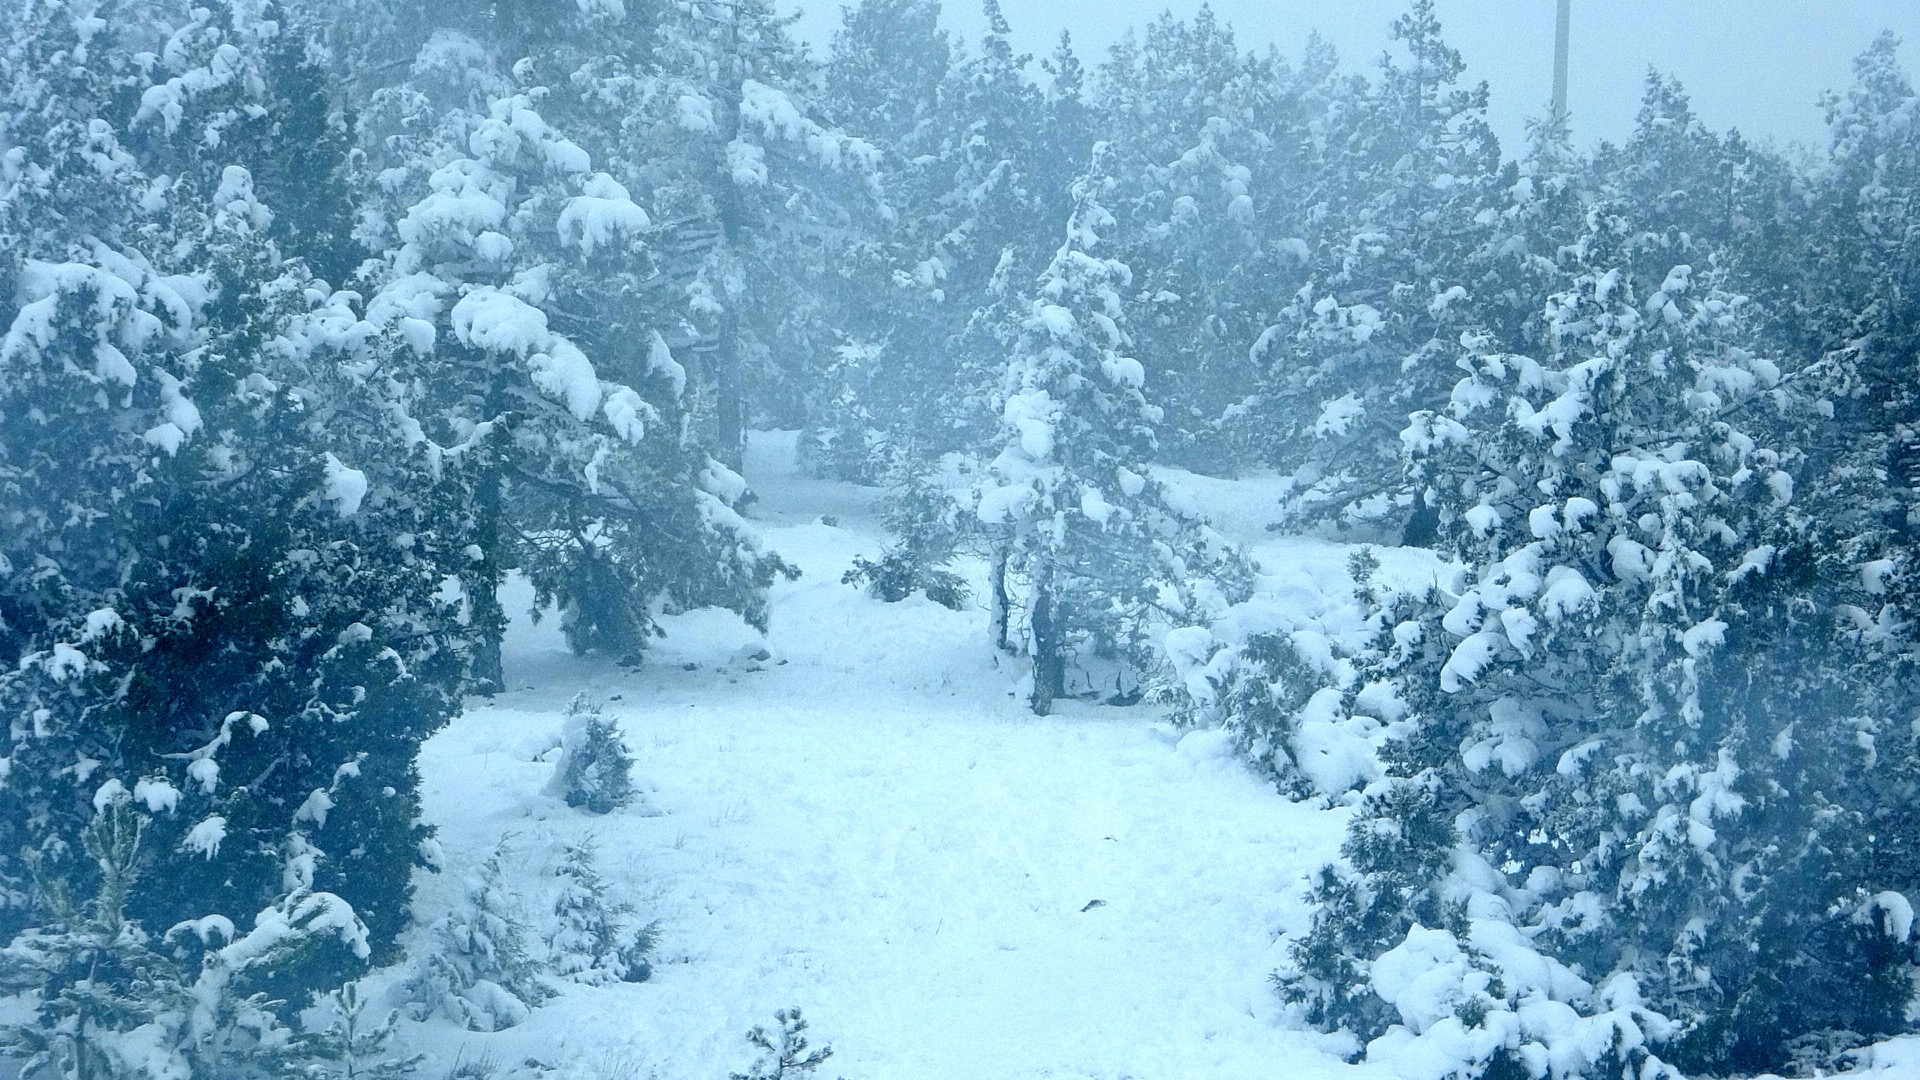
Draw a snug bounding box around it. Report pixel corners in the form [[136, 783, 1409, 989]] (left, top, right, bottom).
[[404, 432, 1379, 1078]]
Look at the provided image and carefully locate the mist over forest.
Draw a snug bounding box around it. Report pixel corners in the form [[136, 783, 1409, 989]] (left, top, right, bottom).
[[3, 1, 1919, 1078]]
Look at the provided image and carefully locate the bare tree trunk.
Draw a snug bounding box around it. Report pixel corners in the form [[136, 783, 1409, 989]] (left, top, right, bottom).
[[467, 466, 506, 697], [1028, 560, 1063, 716], [988, 543, 1012, 654], [714, 295, 744, 470], [711, 34, 747, 471]]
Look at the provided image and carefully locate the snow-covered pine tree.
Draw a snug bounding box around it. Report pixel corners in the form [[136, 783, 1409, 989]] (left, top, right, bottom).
[[0, 801, 187, 1078], [1281, 178, 1918, 1075], [926, 0, 1058, 421], [1248, 0, 1502, 534], [2, 799, 378, 1080], [816, 2, 1075, 585], [606, 0, 885, 468], [1094, 8, 1301, 466], [803, 0, 954, 483], [842, 454, 977, 611], [250, 2, 369, 286], [1, 0, 463, 1004], [548, 836, 656, 987], [977, 144, 1250, 714], [294, 983, 424, 1080], [406, 842, 550, 1032], [821, 0, 950, 154], [1794, 33, 1920, 547], [1161, 545, 1399, 800], [730, 1009, 834, 1080], [346, 17, 793, 679]]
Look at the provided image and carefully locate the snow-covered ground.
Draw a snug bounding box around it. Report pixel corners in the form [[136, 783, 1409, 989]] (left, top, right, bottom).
[[394, 432, 1915, 1080], [401, 432, 1388, 1077]]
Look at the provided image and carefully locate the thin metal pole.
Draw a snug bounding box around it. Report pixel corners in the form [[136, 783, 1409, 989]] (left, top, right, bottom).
[[1552, 0, 1571, 121]]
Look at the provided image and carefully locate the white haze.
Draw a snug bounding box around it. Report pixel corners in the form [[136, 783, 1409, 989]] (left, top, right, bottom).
[[787, 0, 1920, 153]]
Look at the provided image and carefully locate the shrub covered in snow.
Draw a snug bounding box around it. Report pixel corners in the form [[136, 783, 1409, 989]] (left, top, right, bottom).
[[544, 696, 639, 816]]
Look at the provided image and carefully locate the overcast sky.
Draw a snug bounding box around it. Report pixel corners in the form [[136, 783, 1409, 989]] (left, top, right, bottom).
[[783, 1, 1920, 155]]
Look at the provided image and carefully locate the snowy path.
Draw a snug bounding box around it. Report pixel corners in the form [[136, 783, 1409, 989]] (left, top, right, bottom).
[[408, 434, 1379, 1079]]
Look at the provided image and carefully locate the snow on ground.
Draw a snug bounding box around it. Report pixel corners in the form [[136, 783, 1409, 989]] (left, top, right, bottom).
[[401, 433, 1415, 1079]]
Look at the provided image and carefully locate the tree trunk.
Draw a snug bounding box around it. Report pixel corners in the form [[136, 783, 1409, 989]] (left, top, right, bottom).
[[712, 65, 747, 471], [467, 466, 506, 696], [714, 296, 744, 470], [1028, 561, 1063, 716], [988, 543, 1012, 654]]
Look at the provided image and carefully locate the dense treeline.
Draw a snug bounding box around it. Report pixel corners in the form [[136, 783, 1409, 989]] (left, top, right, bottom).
[[0, 0, 1915, 1075]]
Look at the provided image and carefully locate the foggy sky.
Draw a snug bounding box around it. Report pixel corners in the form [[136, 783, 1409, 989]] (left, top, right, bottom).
[[786, 0, 1920, 156]]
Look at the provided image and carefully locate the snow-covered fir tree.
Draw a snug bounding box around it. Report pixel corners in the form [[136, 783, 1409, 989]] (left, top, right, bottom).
[[405, 842, 549, 1032], [619, 0, 884, 467], [977, 144, 1250, 714], [548, 836, 656, 987], [1249, 1, 1502, 534]]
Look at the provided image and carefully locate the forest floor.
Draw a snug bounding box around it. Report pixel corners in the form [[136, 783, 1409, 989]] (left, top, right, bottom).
[[399, 431, 1401, 1079], [394, 432, 1920, 1080]]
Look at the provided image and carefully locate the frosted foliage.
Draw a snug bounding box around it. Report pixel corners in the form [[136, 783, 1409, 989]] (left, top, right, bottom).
[[558, 174, 651, 255], [5, 5, 1919, 1078]]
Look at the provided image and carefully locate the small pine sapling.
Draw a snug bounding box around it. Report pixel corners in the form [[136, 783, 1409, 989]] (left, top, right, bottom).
[[1347, 546, 1382, 608], [405, 843, 551, 1031], [729, 1009, 838, 1080], [0, 802, 187, 1079], [549, 837, 658, 986], [2, 799, 371, 1078], [543, 695, 637, 815], [297, 983, 424, 1079], [844, 457, 975, 611]]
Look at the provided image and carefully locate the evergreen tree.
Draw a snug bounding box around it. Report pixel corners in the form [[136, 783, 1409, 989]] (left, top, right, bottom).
[[350, 18, 794, 680], [1248, 1, 1502, 534], [1284, 188, 1916, 1076], [1, 0, 463, 1003], [619, 0, 883, 467], [2, 800, 377, 1080], [548, 837, 656, 987], [405, 843, 550, 1032], [543, 696, 638, 815], [294, 984, 423, 1080], [730, 1009, 835, 1080], [805, 0, 955, 483], [977, 144, 1250, 714], [1095, 8, 1301, 465]]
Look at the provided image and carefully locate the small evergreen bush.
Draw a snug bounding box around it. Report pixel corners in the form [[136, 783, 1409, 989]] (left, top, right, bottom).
[[549, 837, 658, 987], [544, 696, 638, 815], [405, 843, 551, 1032], [296, 983, 424, 1080]]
